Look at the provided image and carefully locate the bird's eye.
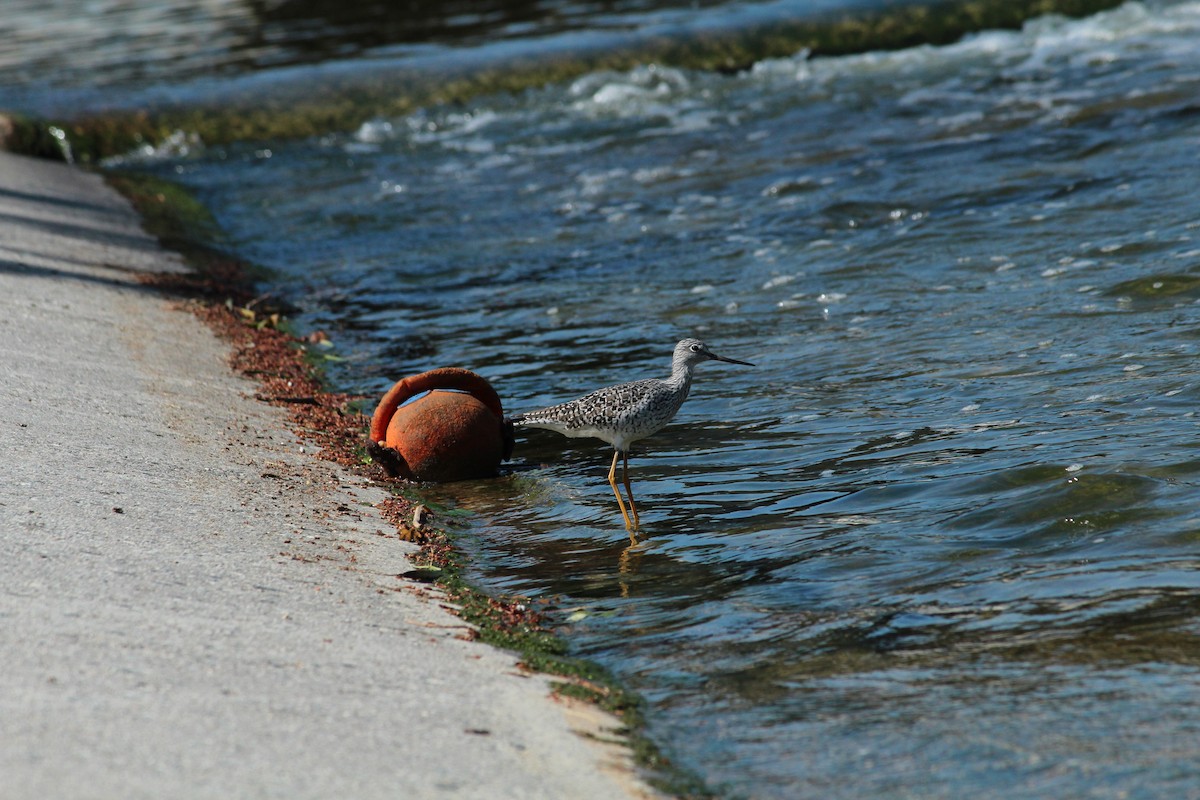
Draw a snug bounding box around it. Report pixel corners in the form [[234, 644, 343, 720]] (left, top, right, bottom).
[[690, 344, 702, 352]]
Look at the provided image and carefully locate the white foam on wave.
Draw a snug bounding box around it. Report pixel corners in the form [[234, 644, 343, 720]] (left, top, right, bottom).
[[105, 128, 203, 165], [762, 273, 798, 290], [344, 1, 1200, 166], [353, 118, 394, 144], [569, 63, 690, 109], [748, 1, 1200, 105], [565, 62, 730, 134]]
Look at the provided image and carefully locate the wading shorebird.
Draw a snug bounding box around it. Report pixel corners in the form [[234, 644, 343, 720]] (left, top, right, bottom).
[[511, 338, 754, 538]]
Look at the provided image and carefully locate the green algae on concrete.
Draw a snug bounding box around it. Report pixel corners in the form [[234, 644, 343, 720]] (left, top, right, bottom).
[[0, 113, 76, 161], [401, 507, 716, 799], [16, 0, 1125, 163], [104, 169, 279, 296], [1106, 274, 1200, 300]]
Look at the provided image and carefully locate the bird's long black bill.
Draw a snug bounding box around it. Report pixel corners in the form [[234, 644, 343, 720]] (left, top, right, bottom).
[[713, 354, 755, 366]]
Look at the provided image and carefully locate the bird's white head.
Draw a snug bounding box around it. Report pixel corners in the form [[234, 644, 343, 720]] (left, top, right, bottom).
[[673, 338, 755, 369]]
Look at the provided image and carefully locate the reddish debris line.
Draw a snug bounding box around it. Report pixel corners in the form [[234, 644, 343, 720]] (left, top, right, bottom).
[[194, 301, 368, 471], [138, 267, 390, 476], [138, 270, 548, 640], [139, 263, 455, 557]]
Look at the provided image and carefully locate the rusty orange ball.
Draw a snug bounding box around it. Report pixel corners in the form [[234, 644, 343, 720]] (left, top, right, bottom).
[[369, 368, 508, 482], [383, 390, 503, 481]]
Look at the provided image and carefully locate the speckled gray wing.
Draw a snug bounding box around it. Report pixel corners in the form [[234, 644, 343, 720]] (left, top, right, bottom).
[[513, 377, 691, 447]]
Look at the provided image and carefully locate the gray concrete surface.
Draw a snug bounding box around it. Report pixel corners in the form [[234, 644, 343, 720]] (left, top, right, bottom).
[[0, 151, 648, 800]]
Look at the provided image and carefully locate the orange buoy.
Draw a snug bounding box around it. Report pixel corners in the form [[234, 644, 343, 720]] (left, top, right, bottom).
[[367, 367, 510, 482]]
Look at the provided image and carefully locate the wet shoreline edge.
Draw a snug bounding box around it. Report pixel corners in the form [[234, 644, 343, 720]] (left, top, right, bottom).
[[106, 164, 709, 797], [0, 149, 669, 798]]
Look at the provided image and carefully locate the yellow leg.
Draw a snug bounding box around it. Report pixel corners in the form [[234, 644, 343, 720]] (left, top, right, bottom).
[[621, 450, 641, 530], [607, 450, 635, 531]]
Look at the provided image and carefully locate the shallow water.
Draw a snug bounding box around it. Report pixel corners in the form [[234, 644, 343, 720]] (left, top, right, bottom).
[[89, 0, 1200, 795]]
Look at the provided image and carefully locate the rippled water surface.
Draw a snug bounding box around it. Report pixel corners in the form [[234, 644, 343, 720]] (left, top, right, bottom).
[[128, 2, 1200, 796]]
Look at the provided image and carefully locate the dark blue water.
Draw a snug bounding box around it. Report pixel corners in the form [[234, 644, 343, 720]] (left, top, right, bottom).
[[11, 0, 1200, 796]]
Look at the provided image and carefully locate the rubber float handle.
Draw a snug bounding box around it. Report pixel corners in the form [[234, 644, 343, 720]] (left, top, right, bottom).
[[369, 367, 505, 444]]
